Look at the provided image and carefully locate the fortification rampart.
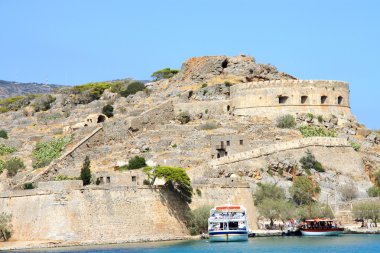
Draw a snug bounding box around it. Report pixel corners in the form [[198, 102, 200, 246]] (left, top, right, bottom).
[[231, 80, 352, 118], [210, 137, 350, 167]]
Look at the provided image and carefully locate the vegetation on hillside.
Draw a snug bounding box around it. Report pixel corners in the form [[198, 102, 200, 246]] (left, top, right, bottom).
[[367, 169, 380, 197], [290, 176, 320, 205], [0, 212, 13, 241], [32, 136, 72, 169], [102, 104, 114, 118], [144, 166, 193, 203], [80, 156, 91, 186], [0, 130, 8, 139], [186, 205, 212, 235], [151, 68, 179, 81], [126, 156, 146, 170], [4, 157, 25, 177], [299, 125, 337, 137], [299, 150, 325, 173], [0, 144, 17, 156], [276, 114, 296, 128]]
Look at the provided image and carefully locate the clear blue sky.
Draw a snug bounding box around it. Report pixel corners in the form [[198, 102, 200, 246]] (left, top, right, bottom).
[[0, 0, 379, 128]]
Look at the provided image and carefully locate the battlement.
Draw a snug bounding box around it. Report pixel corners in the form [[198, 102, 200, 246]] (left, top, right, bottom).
[[230, 79, 352, 118]]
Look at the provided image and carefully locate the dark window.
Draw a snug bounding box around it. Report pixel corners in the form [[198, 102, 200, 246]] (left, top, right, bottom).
[[227, 105, 231, 111], [227, 140, 230, 146], [106, 176, 111, 183], [217, 153, 221, 158], [99, 177, 104, 184], [337, 96, 343, 105], [301, 96, 308, 104], [132, 176, 136, 182], [321, 96, 327, 104], [240, 140, 243, 145], [279, 96, 288, 104], [225, 151, 228, 156]]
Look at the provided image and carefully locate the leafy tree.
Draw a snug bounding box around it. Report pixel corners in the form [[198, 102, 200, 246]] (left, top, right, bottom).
[[144, 166, 193, 203], [186, 205, 212, 235], [80, 156, 91, 186], [151, 68, 179, 81], [297, 203, 334, 220], [299, 150, 325, 173], [0, 130, 8, 139], [119, 81, 145, 97], [290, 176, 320, 205], [128, 156, 146, 170], [5, 157, 25, 177], [0, 212, 12, 241], [254, 183, 285, 206], [102, 104, 114, 118], [257, 199, 294, 227], [276, 114, 296, 128], [353, 201, 380, 227]]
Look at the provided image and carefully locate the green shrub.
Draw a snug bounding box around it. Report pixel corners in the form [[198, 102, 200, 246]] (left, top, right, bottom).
[[128, 156, 146, 170], [102, 104, 114, 118], [0, 144, 17, 156], [186, 205, 212, 235], [254, 182, 285, 206], [0, 160, 4, 174], [176, 111, 191, 124], [350, 141, 361, 151], [276, 114, 296, 128], [224, 81, 232, 87], [307, 113, 314, 119], [0, 130, 8, 139], [0, 212, 13, 241], [32, 136, 72, 169], [54, 175, 79, 181], [375, 169, 380, 187], [299, 125, 337, 137], [5, 157, 25, 177], [367, 186, 380, 197], [119, 81, 145, 97], [317, 115, 323, 123], [23, 183, 34, 190], [32, 94, 56, 112], [201, 83, 208, 88], [80, 156, 91, 186], [196, 188, 202, 197], [300, 150, 325, 172], [151, 68, 179, 81]]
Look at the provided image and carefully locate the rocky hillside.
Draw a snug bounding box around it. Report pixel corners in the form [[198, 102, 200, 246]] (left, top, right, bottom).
[[0, 54, 379, 204], [0, 80, 64, 99]]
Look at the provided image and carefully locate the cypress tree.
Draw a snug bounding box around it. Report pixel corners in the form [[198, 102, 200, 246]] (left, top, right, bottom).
[[80, 156, 91, 186]]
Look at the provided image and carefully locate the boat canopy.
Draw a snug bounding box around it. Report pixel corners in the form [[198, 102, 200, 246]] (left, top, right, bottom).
[[212, 205, 246, 213]]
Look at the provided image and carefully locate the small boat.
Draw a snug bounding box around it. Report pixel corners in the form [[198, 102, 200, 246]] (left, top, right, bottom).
[[208, 204, 249, 242], [300, 218, 344, 236]]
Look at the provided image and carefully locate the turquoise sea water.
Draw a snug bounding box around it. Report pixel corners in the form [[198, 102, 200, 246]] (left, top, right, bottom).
[[16, 235, 380, 253]]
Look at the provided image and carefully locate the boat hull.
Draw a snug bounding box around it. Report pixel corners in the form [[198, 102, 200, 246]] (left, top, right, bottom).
[[209, 231, 248, 242], [301, 229, 344, 236]]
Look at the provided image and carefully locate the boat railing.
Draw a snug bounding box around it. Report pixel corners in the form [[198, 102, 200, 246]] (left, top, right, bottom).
[[209, 214, 246, 220]]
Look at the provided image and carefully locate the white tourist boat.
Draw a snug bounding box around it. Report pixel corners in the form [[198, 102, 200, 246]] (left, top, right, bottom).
[[208, 204, 249, 242], [300, 218, 344, 236]]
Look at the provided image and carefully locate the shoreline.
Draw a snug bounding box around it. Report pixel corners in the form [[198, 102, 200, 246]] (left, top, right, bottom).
[[2, 228, 380, 252]]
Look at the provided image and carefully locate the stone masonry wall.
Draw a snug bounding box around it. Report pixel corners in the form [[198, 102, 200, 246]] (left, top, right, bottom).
[[0, 186, 189, 243], [231, 80, 352, 118]]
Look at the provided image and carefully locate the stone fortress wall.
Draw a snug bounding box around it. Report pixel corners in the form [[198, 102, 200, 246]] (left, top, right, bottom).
[[230, 80, 352, 118]]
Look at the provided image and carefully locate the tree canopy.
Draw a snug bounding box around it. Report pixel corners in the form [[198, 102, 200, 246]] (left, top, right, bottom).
[[289, 176, 320, 205], [353, 201, 380, 227], [80, 156, 91, 186], [151, 68, 179, 81], [254, 182, 285, 206], [0, 212, 12, 241], [186, 205, 212, 235], [144, 166, 193, 203]]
